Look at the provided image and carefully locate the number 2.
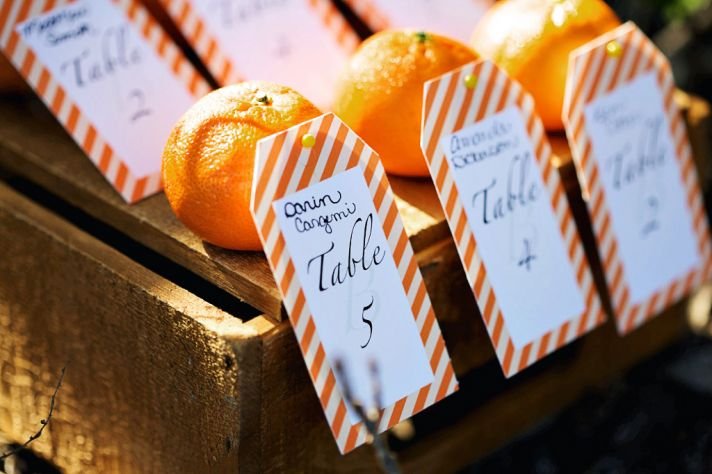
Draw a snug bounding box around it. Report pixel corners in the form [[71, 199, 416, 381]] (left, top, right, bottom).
[[128, 88, 151, 122]]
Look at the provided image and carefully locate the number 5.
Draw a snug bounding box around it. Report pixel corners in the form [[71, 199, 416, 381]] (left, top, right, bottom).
[[360, 296, 374, 349]]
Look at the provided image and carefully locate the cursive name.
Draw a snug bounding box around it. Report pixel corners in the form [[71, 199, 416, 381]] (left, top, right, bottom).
[[306, 213, 386, 292], [47, 22, 91, 46], [449, 119, 516, 169], [471, 152, 539, 224], [592, 102, 640, 134], [20, 7, 89, 43], [295, 201, 357, 235], [283, 191, 342, 218]]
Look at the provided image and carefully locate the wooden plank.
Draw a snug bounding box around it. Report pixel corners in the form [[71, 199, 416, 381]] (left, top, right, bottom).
[[0, 181, 272, 473]]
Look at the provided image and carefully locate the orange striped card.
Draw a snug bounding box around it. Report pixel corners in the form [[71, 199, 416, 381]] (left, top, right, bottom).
[[562, 22, 712, 334], [343, 0, 491, 43], [421, 59, 605, 377], [251, 113, 457, 454], [0, 0, 210, 203], [157, 0, 359, 109]]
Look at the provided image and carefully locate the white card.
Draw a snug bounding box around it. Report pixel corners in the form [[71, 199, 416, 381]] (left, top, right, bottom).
[[422, 59, 604, 376], [583, 72, 700, 304], [345, 0, 491, 43], [274, 167, 433, 422], [562, 22, 712, 333], [2, 0, 209, 202], [161, 0, 359, 109], [18, 1, 194, 178], [253, 112, 456, 453], [442, 106, 585, 348]]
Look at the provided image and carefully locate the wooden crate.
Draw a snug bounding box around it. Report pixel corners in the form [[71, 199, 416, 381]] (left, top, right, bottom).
[[0, 91, 708, 473]]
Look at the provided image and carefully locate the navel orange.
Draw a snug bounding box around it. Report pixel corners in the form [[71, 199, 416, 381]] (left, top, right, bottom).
[[162, 81, 321, 250], [471, 0, 620, 130], [333, 30, 479, 177]]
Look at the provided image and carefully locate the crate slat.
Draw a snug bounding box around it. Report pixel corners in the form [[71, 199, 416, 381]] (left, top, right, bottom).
[[0, 182, 269, 473]]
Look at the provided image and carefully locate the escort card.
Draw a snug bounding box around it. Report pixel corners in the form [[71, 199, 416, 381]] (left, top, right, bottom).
[[158, 0, 360, 109], [421, 60, 605, 377], [563, 22, 712, 334], [344, 0, 491, 43], [0, 0, 210, 203], [252, 113, 456, 454]]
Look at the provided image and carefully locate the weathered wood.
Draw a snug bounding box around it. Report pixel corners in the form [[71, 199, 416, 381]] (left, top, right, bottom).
[[0, 182, 270, 473]]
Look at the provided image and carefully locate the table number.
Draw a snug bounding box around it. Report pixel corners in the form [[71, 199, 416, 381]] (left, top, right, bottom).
[[562, 22, 712, 334], [343, 0, 491, 43], [0, 0, 210, 203], [421, 59, 605, 377], [158, 0, 360, 109], [251, 113, 456, 453]]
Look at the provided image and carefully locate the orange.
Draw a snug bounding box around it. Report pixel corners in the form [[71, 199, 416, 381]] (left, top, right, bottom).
[[471, 0, 620, 130], [333, 30, 479, 177], [162, 81, 321, 250]]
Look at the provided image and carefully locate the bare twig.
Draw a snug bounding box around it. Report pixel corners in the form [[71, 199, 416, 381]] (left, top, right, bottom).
[[0, 367, 66, 461], [334, 359, 401, 474]]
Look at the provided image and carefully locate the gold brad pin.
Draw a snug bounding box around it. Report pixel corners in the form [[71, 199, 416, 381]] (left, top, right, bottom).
[[301, 133, 316, 148], [606, 40, 623, 58], [464, 74, 478, 89]]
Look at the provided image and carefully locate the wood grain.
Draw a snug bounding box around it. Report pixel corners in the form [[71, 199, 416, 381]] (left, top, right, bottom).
[[0, 182, 267, 473]]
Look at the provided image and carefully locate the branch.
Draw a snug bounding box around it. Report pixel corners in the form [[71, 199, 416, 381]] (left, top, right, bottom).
[[0, 366, 66, 461], [334, 359, 401, 474]]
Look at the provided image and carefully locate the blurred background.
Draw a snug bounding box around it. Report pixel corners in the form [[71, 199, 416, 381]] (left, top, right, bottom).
[[612, 0, 712, 103]]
